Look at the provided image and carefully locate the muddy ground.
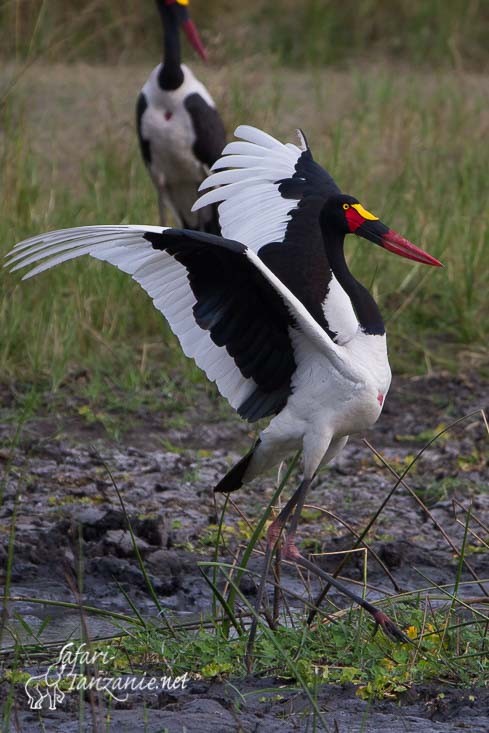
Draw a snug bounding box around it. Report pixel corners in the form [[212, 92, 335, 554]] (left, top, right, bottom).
[[1, 371, 488, 731]]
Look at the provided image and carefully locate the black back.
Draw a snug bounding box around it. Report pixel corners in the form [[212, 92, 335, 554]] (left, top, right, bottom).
[[258, 143, 347, 342]]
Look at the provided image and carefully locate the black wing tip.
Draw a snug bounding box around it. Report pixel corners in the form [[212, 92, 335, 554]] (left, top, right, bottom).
[[143, 228, 225, 246], [142, 230, 166, 249], [214, 440, 260, 493], [237, 386, 290, 422]]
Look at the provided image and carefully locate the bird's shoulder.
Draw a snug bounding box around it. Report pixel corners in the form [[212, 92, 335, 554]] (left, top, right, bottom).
[[135, 92, 152, 164], [184, 93, 226, 168], [195, 127, 357, 342]]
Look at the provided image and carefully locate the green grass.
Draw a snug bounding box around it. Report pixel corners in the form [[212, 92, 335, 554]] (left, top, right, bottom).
[[261, 0, 489, 69], [0, 63, 487, 390], [97, 601, 489, 698], [3, 591, 488, 706], [1, 0, 487, 69], [0, 94, 196, 390]]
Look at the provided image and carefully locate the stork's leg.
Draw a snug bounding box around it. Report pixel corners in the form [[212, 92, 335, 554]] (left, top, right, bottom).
[[282, 502, 409, 643], [245, 478, 311, 670], [245, 434, 343, 669], [157, 189, 167, 227], [245, 431, 408, 671], [282, 543, 408, 642]]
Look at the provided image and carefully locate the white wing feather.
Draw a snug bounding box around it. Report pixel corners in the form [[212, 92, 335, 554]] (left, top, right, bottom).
[[193, 125, 359, 346], [192, 125, 305, 251], [5, 225, 256, 410]]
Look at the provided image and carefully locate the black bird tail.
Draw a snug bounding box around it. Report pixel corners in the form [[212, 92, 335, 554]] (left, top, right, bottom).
[[214, 439, 261, 494]]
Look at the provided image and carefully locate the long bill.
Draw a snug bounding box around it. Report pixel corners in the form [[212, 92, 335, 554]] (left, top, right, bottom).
[[182, 19, 208, 61], [355, 216, 443, 267]]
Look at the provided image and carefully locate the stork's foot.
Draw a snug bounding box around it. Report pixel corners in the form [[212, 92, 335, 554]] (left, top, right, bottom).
[[283, 545, 409, 644], [371, 609, 410, 644]]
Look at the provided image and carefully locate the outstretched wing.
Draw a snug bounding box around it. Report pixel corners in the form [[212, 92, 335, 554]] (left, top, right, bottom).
[[6, 226, 350, 422], [193, 125, 358, 344]]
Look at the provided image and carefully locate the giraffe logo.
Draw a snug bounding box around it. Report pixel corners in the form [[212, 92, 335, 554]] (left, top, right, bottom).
[[23, 642, 106, 711], [24, 663, 67, 710]]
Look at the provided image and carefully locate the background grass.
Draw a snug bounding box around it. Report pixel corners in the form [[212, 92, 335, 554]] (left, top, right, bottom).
[[1, 0, 488, 68], [0, 2, 488, 391]]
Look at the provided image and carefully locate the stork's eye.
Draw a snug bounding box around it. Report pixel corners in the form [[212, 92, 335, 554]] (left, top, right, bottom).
[[342, 203, 350, 210]]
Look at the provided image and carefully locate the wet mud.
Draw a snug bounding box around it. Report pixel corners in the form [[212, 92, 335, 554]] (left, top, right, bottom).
[[1, 371, 488, 731]]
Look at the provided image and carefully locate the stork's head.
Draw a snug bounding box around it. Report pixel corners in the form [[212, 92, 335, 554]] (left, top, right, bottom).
[[160, 0, 208, 61], [320, 194, 442, 267]]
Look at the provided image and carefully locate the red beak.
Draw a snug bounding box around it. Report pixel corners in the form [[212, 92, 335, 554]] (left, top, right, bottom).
[[355, 218, 443, 268], [381, 229, 443, 267], [182, 19, 208, 62]]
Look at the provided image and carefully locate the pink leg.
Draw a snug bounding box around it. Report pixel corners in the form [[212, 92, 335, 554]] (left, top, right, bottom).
[[246, 477, 408, 673], [245, 479, 311, 670], [281, 534, 408, 643]]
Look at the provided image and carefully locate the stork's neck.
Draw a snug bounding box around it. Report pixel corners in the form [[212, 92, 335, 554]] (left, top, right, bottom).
[[324, 230, 385, 336], [157, 6, 184, 90]]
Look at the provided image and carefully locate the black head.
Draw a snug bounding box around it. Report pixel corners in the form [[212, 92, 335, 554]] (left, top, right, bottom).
[[157, 0, 208, 61], [320, 193, 442, 267]]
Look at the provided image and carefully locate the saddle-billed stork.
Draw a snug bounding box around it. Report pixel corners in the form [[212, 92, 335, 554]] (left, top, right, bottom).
[[136, 0, 226, 233], [6, 125, 442, 647]]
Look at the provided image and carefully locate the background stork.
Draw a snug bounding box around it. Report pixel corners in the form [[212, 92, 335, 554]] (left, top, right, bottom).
[[136, 0, 226, 233], [6, 126, 442, 650]]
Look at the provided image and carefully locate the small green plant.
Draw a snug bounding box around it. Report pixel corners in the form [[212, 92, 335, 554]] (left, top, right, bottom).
[[4, 598, 487, 705]]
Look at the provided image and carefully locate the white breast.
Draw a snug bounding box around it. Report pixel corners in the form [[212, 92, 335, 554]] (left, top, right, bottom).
[[267, 328, 391, 449], [323, 275, 359, 345], [140, 64, 215, 187]]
